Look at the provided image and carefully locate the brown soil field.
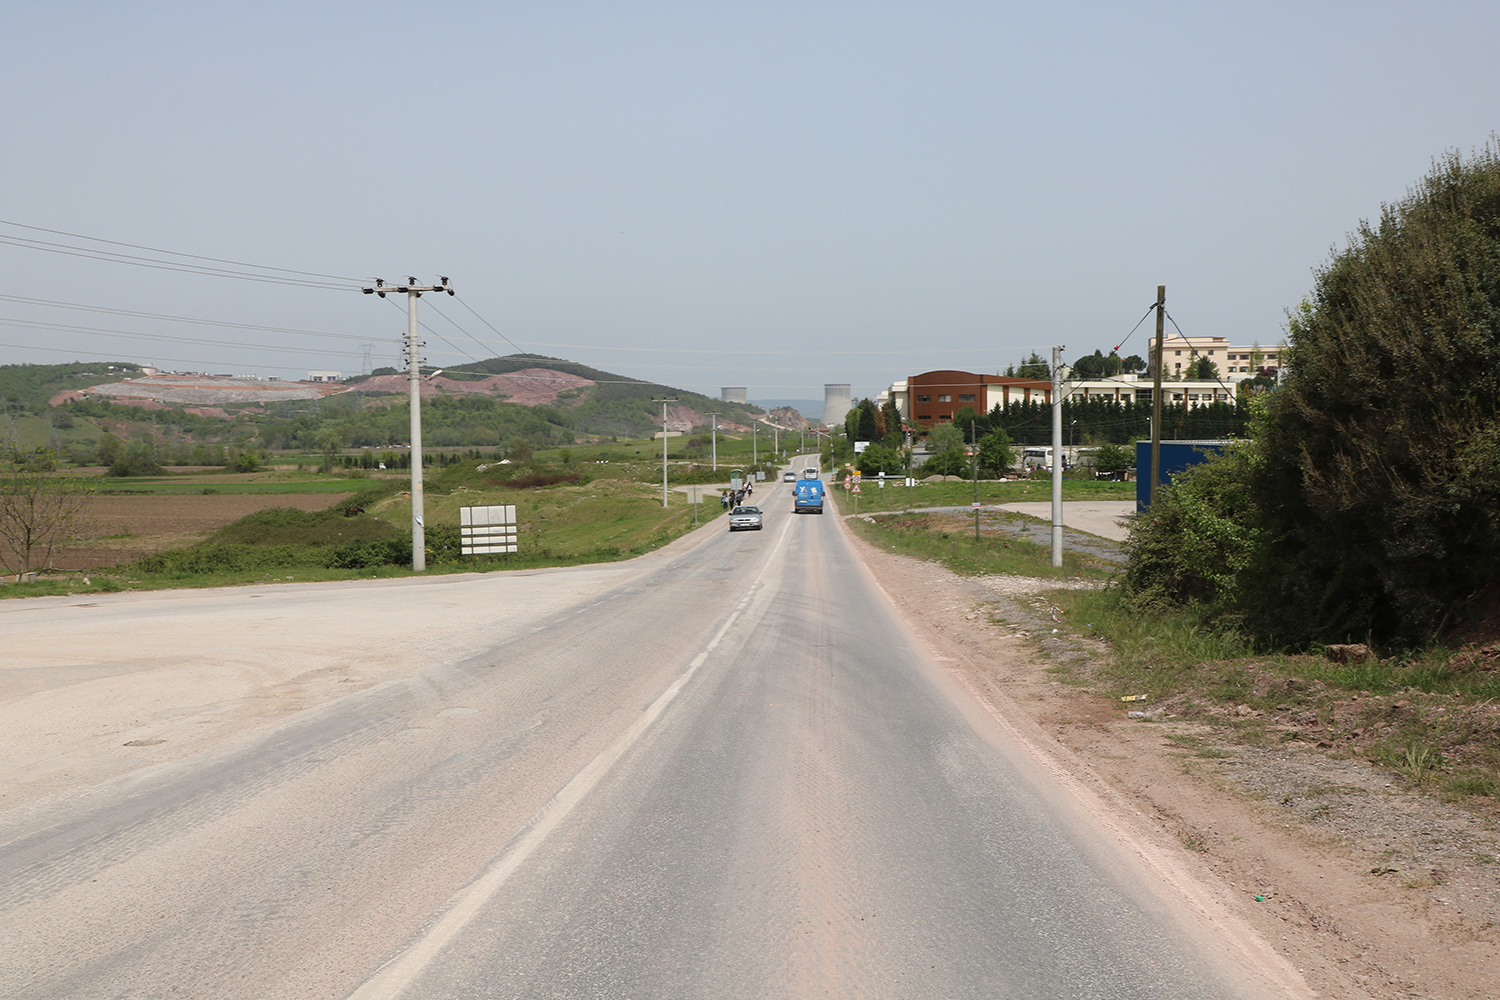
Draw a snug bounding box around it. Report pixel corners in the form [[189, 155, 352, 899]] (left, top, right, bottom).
[[46, 493, 353, 569]]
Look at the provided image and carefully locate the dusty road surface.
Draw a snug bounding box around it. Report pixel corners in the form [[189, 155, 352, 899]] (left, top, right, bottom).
[[1, 482, 1308, 998]]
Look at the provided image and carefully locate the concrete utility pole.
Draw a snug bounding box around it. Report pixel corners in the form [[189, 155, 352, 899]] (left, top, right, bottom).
[[710, 412, 720, 471], [971, 419, 980, 542], [363, 276, 454, 571], [753, 422, 758, 467], [655, 397, 678, 507], [1151, 285, 1165, 507], [1051, 344, 1065, 569]]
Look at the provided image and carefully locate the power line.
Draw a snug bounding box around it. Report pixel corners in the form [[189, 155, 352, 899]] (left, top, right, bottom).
[[0, 235, 359, 290], [0, 293, 376, 342], [0, 341, 349, 373], [453, 295, 529, 357], [0, 219, 367, 284], [0, 317, 364, 358], [1162, 309, 1239, 400]]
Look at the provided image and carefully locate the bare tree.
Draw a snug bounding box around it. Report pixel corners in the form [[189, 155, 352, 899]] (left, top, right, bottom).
[[0, 460, 94, 575]]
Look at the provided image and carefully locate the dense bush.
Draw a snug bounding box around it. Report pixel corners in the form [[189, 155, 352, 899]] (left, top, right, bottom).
[[1244, 144, 1500, 645], [1124, 143, 1500, 647], [1122, 441, 1259, 618]]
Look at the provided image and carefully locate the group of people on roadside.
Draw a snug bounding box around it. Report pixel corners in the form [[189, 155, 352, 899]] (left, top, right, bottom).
[[719, 482, 753, 510]]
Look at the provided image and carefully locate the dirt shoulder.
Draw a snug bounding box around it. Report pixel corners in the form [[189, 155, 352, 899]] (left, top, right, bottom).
[[845, 528, 1500, 1000]]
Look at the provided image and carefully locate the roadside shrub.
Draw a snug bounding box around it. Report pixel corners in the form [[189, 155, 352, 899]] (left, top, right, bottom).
[[136, 543, 306, 575], [1122, 441, 1259, 618], [214, 504, 398, 547], [325, 537, 410, 569], [508, 471, 582, 489]]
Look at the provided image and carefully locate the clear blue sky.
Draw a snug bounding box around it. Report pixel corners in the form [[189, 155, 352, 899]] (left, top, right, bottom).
[[4, 1, 1498, 404]]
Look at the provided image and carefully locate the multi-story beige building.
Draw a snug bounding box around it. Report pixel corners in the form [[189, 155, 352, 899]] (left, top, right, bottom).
[[1146, 334, 1286, 378]]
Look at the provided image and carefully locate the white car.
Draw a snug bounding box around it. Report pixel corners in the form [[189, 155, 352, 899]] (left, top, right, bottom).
[[728, 505, 763, 531]]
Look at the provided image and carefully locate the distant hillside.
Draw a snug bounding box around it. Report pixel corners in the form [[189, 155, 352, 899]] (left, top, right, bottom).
[[413, 354, 768, 438], [0, 354, 786, 458], [0, 360, 146, 410]]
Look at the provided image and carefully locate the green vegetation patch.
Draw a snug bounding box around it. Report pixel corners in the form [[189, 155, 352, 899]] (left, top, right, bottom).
[[1051, 584, 1500, 799], [837, 477, 1134, 515], [840, 503, 1113, 581], [95, 476, 366, 495], [108, 459, 718, 587]]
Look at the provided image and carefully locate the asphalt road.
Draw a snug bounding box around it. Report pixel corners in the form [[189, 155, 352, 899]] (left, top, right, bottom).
[[0, 474, 1290, 999]]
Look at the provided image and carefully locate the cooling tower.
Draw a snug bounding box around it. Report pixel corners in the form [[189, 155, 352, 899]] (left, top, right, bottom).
[[821, 383, 852, 427], [721, 386, 748, 404]]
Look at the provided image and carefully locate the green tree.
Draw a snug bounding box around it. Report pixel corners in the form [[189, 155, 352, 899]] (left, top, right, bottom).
[[95, 432, 122, 468], [1185, 356, 1220, 380], [879, 399, 903, 446], [951, 405, 986, 438], [1093, 442, 1133, 475], [1014, 352, 1050, 379], [976, 428, 1014, 476], [846, 399, 879, 443], [1071, 350, 1107, 379], [921, 423, 968, 476], [229, 449, 260, 473], [856, 443, 904, 475], [108, 438, 163, 477]]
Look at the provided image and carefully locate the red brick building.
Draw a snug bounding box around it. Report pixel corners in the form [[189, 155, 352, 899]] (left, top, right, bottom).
[[894, 371, 1053, 431]]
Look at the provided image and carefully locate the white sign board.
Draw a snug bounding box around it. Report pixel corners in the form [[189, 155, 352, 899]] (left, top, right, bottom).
[[460, 504, 519, 555]]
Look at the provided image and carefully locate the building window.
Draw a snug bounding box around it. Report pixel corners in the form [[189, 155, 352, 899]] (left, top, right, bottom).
[[959, 393, 975, 402], [938, 394, 951, 402], [917, 394, 930, 402], [917, 414, 931, 420], [937, 414, 951, 420]]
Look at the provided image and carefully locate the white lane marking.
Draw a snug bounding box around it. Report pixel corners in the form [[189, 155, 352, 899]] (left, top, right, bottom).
[[346, 609, 745, 1000]]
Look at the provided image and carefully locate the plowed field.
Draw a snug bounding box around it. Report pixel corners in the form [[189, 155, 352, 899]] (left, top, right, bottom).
[[42, 493, 352, 570]]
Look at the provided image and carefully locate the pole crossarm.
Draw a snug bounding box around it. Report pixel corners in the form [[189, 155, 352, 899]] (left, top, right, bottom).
[[362, 276, 454, 298]]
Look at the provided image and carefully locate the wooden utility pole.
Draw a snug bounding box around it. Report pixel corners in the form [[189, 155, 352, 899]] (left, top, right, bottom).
[[1150, 285, 1165, 506]]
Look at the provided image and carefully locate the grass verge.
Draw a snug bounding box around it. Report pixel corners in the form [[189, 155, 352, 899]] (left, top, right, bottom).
[[836, 498, 1115, 580], [1052, 585, 1500, 802]]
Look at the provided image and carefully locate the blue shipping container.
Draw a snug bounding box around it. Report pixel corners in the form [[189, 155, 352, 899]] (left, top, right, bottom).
[[1135, 440, 1230, 510]]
